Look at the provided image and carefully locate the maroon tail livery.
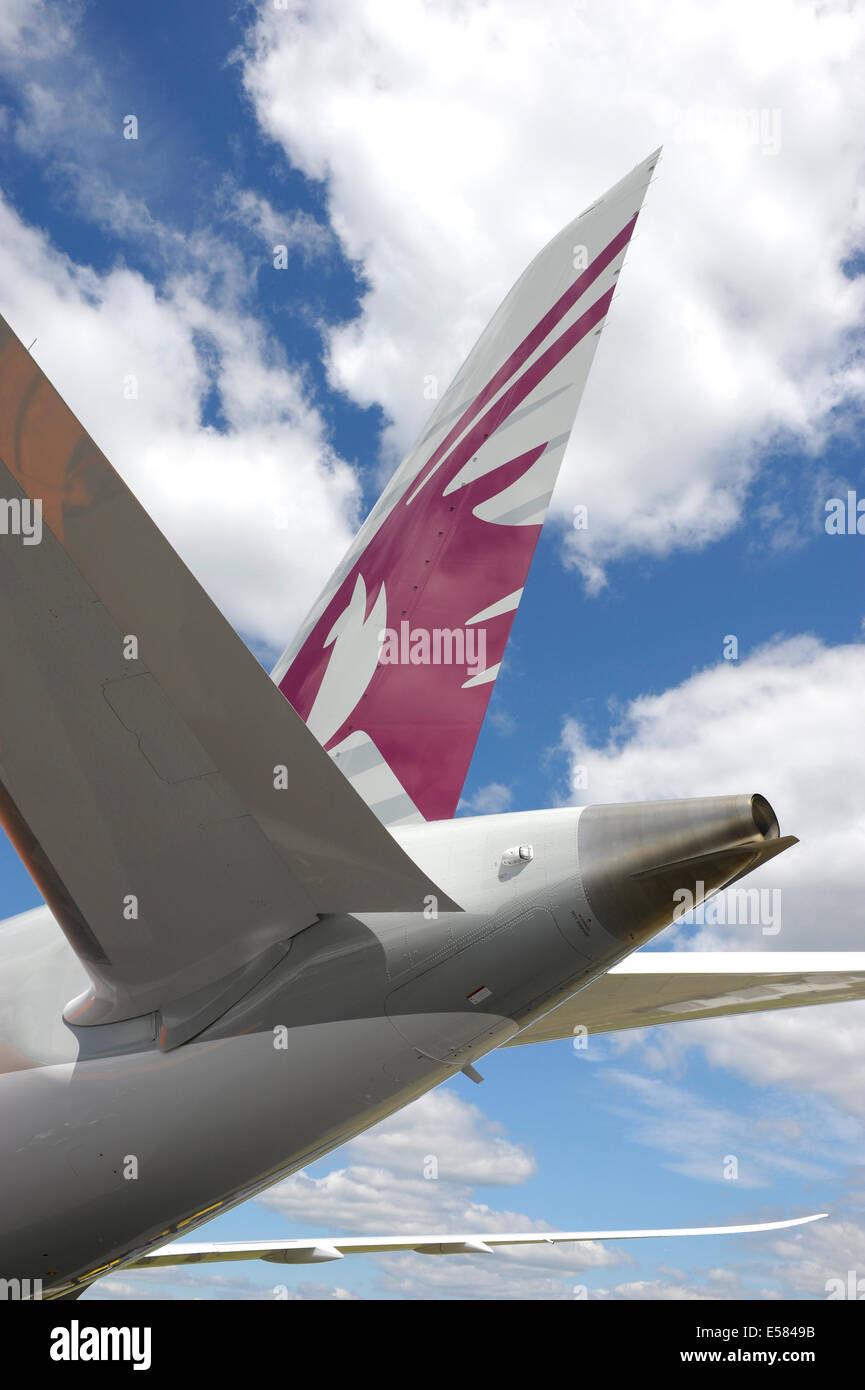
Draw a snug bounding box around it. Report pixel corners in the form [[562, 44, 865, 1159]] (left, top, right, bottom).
[[274, 151, 659, 822]]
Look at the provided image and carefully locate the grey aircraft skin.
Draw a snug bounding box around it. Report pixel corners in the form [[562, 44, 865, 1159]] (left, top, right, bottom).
[[0, 796, 791, 1296], [1, 150, 862, 1300]]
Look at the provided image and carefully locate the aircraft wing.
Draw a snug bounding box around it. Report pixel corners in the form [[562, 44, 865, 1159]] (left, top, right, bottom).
[[503, 953, 865, 1044], [130, 1213, 826, 1268], [0, 312, 457, 1030]]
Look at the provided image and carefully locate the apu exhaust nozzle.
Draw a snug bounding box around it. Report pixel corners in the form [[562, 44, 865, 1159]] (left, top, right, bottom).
[[578, 793, 796, 946]]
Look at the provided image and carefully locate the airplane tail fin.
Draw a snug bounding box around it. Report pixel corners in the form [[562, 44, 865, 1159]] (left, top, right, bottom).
[[274, 150, 660, 822]]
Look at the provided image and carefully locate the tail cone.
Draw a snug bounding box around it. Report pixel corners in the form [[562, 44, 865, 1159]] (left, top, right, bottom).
[[578, 793, 796, 946]]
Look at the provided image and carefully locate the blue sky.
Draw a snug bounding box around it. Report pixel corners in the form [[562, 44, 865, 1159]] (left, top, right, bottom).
[[1, 0, 864, 1300]]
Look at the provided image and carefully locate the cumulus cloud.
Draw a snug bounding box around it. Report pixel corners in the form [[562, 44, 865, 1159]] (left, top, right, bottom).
[[85, 1267, 271, 1301], [258, 1088, 542, 1232], [767, 1215, 865, 1297], [374, 1250, 617, 1301], [0, 2, 365, 655], [593, 1275, 728, 1301], [0, 192, 361, 653], [255, 1087, 626, 1298], [252, 1082, 845, 1300], [242, 0, 865, 587], [346, 1088, 536, 1184]]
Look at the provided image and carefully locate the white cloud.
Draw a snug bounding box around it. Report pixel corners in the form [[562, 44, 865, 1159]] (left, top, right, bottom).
[[227, 182, 335, 265], [346, 1088, 535, 1184], [573, 1016, 865, 1301], [374, 1250, 616, 1301], [0, 4, 365, 655], [252, 1082, 843, 1300], [258, 1089, 543, 1234], [241, 0, 865, 585], [767, 1216, 865, 1297], [0, 193, 361, 651], [85, 1267, 267, 1301], [83, 1266, 356, 1301], [602, 1062, 860, 1185], [556, 627, 865, 1289], [256, 1088, 626, 1298], [593, 1277, 722, 1301], [458, 781, 513, 815], [0, 0, 73, 63], [614, 1002, 865, 1124]]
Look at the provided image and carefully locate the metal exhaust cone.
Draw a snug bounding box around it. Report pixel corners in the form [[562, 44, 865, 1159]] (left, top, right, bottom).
[[578, 793, 796, 946]]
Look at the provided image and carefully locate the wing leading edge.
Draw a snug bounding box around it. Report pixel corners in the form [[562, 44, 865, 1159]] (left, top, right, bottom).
[[130, 1213, 826, 1269]]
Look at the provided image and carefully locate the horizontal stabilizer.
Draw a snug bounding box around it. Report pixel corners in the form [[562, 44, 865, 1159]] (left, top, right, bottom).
[[131, 1213, 826, 1268], [505, 953, 865, 1044], [0, 313, 457, 1025]]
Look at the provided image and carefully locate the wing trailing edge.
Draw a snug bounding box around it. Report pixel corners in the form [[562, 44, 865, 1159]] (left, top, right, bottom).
[[503, 953, 865, 1044]]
